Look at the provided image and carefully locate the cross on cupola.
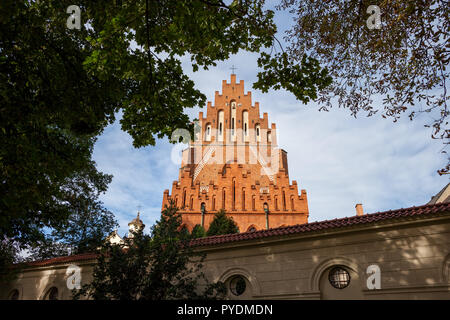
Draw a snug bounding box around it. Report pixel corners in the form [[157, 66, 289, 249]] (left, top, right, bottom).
[[230, 65, 237, 74]]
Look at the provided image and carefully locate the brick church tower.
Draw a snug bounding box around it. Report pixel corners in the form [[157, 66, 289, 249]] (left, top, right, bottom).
[[162, 74, 309, 232]]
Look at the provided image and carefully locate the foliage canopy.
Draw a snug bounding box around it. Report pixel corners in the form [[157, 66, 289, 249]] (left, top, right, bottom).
[[0, 0, 331, 273], [280, 0, 449, 173], [74, 202, 226, 300]]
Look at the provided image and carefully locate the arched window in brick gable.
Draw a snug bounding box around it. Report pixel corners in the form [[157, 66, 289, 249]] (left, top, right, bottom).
[[232, 179, 236, 211], [255, 124, 261, 142], [218, 110, 224, 142], [182, 189, 187, 209], [222, 188, 226, 209]]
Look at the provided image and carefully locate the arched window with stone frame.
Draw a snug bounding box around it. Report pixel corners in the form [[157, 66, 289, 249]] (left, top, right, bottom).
[[255, 124, 261, 142], [232, 179, 236, 211], [218, 110, 224, 142], [242, 110, 249, 142], [8, 289, 19, 300], [43, 287, 58, 300], [205, 123, 212, 141], [222, 188, 226, 209], [182, 189, 187, 209], [230, 101, 236, 141]]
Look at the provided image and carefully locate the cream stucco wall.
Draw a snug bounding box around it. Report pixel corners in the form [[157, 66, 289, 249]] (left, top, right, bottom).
[[198, 215, 450, 300], [2, 214, 450, 300]]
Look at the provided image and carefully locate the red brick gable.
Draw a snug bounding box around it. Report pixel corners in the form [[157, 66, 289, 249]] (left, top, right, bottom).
[[162, 75, 309, 232]]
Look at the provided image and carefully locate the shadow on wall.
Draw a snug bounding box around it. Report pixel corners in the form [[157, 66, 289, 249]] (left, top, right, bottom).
[[3, 265, 87, 300], [310, 222, 450, 300]]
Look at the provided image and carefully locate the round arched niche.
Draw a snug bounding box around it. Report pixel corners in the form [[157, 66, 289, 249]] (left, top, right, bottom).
[[42, 286, 59, 300], [311, 257, 364, 300], [39, 276, 68, 300], [4, 284, 23, 300], [8, 289, 20, 300], [218, 267, 261, 299], [228, 275, 247, 297]]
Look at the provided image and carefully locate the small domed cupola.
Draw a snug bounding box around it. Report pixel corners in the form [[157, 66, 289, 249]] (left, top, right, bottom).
[[128, 212, 145, 237]]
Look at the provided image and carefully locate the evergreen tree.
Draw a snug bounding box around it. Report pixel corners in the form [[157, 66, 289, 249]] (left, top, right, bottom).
[[206, 210, 239, 236], [179, 224, 191, 240], [191, 224, 206, 239], [73, 201, 226, 300]]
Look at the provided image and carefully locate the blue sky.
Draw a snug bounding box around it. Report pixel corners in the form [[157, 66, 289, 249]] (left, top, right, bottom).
[[92, 4, 449, 237]]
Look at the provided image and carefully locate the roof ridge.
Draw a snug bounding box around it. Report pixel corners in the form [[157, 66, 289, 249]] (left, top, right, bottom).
[[22, 202, 450, 266], [190, 202, 450, 247], [22, 252, 99, 267]]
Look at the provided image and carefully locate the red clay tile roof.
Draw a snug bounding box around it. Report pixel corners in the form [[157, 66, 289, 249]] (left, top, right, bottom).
[[23, 202, 450, 266], [24, 252, 99, 267], [189, 201, 450, 247]]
